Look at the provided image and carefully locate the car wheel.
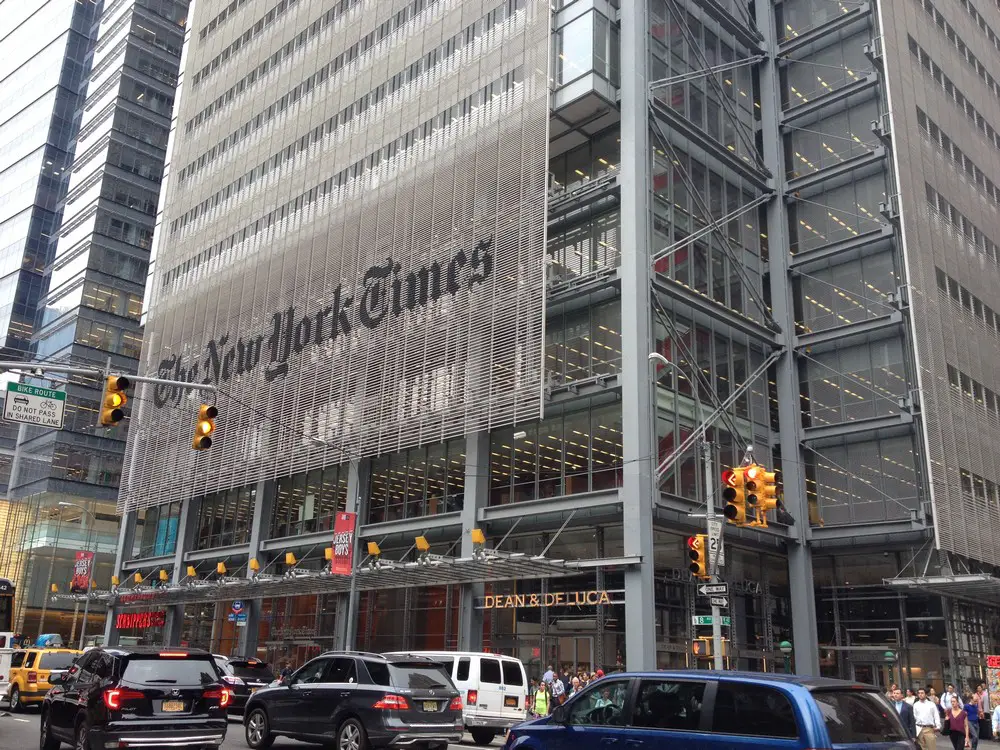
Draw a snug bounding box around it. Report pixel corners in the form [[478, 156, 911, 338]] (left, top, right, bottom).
[[9, 685, 21, 712], [336, 718, 368, 750], [470, 728, 496, 746], [40, 711, 60, 750], [245, 708, 274, 750], [74, 720, 91, 750]]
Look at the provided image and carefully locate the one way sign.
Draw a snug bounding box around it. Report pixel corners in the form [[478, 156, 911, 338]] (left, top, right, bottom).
[[710, 596, 729, 608], [697, 583, 729, 596]]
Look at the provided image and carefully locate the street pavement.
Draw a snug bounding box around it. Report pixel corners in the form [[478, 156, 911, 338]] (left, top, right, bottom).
[[0, 710, 501, 750]]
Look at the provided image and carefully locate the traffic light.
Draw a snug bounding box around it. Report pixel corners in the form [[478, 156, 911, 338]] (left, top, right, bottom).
[[744, 464, 761, 509], [722, 467, 747, 526], [755, 469, 781, 526], [192, 404, 218, 450], [99, 376, 131, 426], [687, 534, 708, 579]]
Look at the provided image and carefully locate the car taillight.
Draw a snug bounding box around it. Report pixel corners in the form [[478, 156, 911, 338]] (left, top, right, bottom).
[[448, 696, 463, 711], [222, 675, 245, 686], [373, 694, 410, 710], [467, 689, 478, 706], [27, 671, 37, 683], [525, 695, 531, 709], [204, 688, 233, 707], [159, 652, 187, 658], [104, 688, 144, 710]]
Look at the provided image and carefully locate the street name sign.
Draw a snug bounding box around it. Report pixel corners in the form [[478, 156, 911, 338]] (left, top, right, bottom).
[[692, 615, 732, 626], [697, 583, 729, 597], [3, 382, 65, 429]]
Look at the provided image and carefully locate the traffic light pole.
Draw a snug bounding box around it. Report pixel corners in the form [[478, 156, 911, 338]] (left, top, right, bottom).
[[702, 440, 724, 671]]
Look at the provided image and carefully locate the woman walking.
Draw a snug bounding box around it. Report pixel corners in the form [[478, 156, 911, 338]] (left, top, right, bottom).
[[533, 679, 551, 718], [947, 694, 972, 750]]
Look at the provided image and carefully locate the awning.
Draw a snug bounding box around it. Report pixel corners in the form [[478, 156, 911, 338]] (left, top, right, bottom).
[[53, 552, 641, 609], [884, 573, 1000, 603]]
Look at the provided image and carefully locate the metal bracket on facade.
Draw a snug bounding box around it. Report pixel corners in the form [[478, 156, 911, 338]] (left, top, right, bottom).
[[778, 3, 871, 59]]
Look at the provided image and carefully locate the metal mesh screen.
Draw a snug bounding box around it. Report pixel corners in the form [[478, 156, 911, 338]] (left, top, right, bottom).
[[120, 0, 550, 512]]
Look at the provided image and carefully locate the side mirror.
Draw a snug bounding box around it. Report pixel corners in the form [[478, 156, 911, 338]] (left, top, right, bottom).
[[552, 704, 568, 724]]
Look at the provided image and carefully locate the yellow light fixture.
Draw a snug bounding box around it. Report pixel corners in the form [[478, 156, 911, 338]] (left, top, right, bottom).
[[133, 572, 143, 584], [471, 528, 486, 545], [158, 569, 169, 582], [186, 565, 197, 578], [111, 575, 120, 586], [248, 558, 260, 572], [50, 583, 58, 593], [216, 562, 227, 575], [415, 536, 430, 553], [285, 552, 297, 566], [324, 547, 333, 560], [367, 541, 381, 556]]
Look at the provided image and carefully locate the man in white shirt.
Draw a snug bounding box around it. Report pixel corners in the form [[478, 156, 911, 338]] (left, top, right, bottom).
[[550, 673, 566, 705], [914, 688, 941, 750], [942, 684, 957, 710]]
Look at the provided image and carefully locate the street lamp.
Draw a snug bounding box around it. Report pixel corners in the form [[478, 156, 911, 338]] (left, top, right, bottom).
[[58, 501, 98, 649], [884, 650, 897, 689], [779, 640, 793, 674]]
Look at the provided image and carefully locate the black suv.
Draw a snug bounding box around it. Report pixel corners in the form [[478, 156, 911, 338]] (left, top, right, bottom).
[[41, 647, 231, 750], [211, 655, 275, 714], [243, 651, 462, 750]]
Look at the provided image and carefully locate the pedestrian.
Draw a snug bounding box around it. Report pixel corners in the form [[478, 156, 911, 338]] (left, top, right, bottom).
[[595, 668, 605, 680], [532, 679, 550, 718], [943, 685, 956, 709], [915, 687, 942, 750], [963, 693, 980, 750], [976, 685, 990, 741], [569, 676, 581, 697], [887, 682, 899, 701], [907, 688, 918, 705], [893, 687, 917, 739], [991, 700, 1000, 741], [279, 662, 292, 684], [542, 664, 554, 685], [946, 695, 971, 750], [551, 670, 567, 707]]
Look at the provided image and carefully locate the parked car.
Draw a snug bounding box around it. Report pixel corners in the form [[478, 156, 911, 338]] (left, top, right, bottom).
[[40, 647, 231, 750], [386, 650, 528, 745], [211, 655, 275, 714], [5, 647, 81, 711], [243, 651, 463, 750], [503, 671, 913, 750]]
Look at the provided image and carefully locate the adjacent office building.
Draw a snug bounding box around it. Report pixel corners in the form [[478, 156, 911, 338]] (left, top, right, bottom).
[[108, 0, 1000, 687], [0, 0, 187, 640]]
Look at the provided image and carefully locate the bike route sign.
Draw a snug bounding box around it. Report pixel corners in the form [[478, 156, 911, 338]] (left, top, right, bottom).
[[3, 382, 65, 429]]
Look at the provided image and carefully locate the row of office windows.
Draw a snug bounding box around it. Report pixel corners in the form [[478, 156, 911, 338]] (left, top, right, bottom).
[[935, 266, 1000, 337], [946, 364, 1000, 422], [161, 66, 523, 294], [196, 485, 257, 550], [956, 0, 1000, 56], [918, 109, 1000, 219], [172, 0, 524, 231], [960, 467, 1000, 511], [925, 183, 1000, 266], [915, 0, 1000, 104]]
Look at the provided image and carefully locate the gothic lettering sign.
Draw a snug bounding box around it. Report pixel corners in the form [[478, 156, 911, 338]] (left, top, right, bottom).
[[478, 591, 615, 609], [119, 0, 550, 512]]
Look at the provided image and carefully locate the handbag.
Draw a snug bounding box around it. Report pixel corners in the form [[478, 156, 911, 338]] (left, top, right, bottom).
[[943, 716, 952, 737]]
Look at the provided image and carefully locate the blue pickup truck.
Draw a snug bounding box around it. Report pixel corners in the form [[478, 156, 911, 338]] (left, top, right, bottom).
[[504, 671, 913, 750]]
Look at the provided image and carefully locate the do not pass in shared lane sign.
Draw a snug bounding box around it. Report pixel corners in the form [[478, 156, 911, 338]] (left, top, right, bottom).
[[3, 382, 66, 429]]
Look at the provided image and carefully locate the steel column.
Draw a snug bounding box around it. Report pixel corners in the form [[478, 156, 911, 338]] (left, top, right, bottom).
[[336, 459, 369, 650], [619, 0, 657, 671], [754, 0, 821, 675], [164, 496, 200, 647], [103, 510, 137, 646], [458, 431, 489, 651], [238, 479, 273, 657]]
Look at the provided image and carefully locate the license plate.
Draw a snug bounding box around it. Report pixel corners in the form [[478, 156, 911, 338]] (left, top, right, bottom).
[[162, 700, 185, 712], [505, 696, 518, 707], [423, 701, 438, 711]]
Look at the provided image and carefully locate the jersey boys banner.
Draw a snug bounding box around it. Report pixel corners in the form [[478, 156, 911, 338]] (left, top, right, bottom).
[[121, 0, 549, 511], [70, 551, 94, 593], [331, 513, 357, 576]]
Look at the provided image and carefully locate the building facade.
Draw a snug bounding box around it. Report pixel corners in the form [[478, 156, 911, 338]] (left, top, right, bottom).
[[106, 0, 1000, 688], [0, 0, 188, 642]]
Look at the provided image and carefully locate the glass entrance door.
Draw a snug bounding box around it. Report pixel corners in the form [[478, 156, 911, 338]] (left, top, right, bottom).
[[557, 635, 594, 675]]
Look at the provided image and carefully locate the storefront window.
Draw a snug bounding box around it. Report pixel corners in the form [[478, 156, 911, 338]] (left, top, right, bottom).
[[367, 439, 465, 524], [271, 464, 348, 538], [197, 484, 256, 549], [138, 500, 180, 557]]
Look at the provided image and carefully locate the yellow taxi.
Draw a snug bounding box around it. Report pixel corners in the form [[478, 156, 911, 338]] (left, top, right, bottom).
[[6, 648, 81, 711]]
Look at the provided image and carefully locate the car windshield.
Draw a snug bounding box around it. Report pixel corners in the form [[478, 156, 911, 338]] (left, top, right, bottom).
[[388, 663, 452, 690], [123, 657, 219, 685], [230, 663, 275, 681], [39, 653, 77, 670], [812, 689, 909, 744]]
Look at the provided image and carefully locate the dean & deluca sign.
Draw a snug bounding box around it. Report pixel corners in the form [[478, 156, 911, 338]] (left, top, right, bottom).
[[480, 590, 614, 609]]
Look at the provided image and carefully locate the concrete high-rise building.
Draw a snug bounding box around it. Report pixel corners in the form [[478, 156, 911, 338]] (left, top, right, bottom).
[[0, 0, 187, 641], [105, 0, 1000, 689]]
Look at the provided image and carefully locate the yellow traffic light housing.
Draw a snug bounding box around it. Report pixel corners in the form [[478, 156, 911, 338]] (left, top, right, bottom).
[[744, 464, 762, 509], [722, 467, 747, 526], [193, 404, 218, 450], [687, 534, 708, 579], [100, 376, 131, 426], [756, 469, 781, 525]]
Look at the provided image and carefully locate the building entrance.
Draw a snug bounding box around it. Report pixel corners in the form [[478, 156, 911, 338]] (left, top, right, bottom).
[[554, 635, 594, 675]]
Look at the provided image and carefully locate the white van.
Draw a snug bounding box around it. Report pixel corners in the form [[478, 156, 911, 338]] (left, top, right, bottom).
[[386, 651, 528, 745]]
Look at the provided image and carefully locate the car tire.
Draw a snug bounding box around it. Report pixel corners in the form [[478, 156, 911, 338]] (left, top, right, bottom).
[[40, 711, 60, 750], [74, 719, 91, 750], [9, 685, 22, 712], [245, 708, 274, 750], [335, 718, 368, 750], [470, 728, 496, 746]]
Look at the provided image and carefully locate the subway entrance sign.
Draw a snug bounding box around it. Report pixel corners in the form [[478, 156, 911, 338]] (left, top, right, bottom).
[[3, 382, 65, 429]]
